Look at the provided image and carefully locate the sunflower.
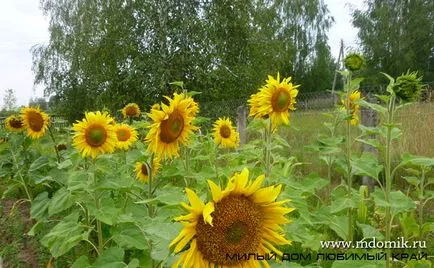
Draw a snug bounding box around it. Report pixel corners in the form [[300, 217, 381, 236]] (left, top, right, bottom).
[[248, 73, 299, 130], [170, 168, 294, 267], [341, 90, 361, 125], [72, 111, 117, 159], [134, 157, 161, 183], [122, 103, 141, 119], [21, 107, 50, 139], [145, 93, 199, 159], [5, 115, 24, 132], [213, 117, 240, 149], [114, 123, 138, 150]]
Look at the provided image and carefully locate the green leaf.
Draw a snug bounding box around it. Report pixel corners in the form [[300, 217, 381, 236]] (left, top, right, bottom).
[[169, 81, 184, 88], [399, 213, 419, 238], [329, 215, 348, 240], [402, 176, 420, 187], [357, 223, 384, 239], [93, 196, 119, 225], [57, 159, 73, 169], [358, 99, 387, 114], [29, 156, 50, 172], [400, 153, 434, 168], [144, 221, 182, 261], [48, 187, 75, 216], [31, 191, 49, 220], [41, 213, 89, 258], [372, 190, 416, 215], [351, 153, 383, 181], [355, 138, 383, 151], [112, 224, 148, 250], [71, 256, 91, 268], [94, 247, 124, 268]]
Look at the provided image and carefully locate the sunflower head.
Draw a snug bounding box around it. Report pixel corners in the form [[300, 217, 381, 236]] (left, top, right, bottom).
[[134, 157, 161, 183], [145, 93, 199, 159], [72, 111, 117, 159], [20, 107, 50, 139], [122, 103, 141, 119], [56, 144, 67, 151], [170, 168, 294, 267], [392, 71, 423, 102], [114, 123, 138, 150], [212, 117, 240, 149], [344, 53, 365, 71], [5, 115, 24, 132], [341, 90, 362, 125], [248, 73, 299, 130]]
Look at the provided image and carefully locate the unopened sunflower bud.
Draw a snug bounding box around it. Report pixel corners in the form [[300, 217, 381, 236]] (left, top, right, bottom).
[[392, 71, 423, 102], [344, 53, 365, 71]]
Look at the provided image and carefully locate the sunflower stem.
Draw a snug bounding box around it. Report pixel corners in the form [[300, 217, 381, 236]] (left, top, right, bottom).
[[47, 125, 61, 163], [146, 154, 155, 268], [183, 148, 190, 187], [264, 119, 272, 178], [384, 94, 396, 268], [10, 143, 32, 201], [96, 198, 104, 254], [345, 72, 353, 242], [147, 154, 155, 218]]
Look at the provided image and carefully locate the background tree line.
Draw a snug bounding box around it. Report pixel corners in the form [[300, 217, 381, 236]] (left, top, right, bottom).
[[31, 0, 434, 121], [32, 0, 334, 121]]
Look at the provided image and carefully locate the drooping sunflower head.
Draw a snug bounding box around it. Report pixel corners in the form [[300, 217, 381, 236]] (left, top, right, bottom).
[[72, 111, 117, 159], [344, 53, 365, 72], [134, 157, 161, 183], [145, 93, 199, 159], [122, 103, 141, 119], [5, 115, 24, 132], [114, 123, 138, 150], [212, 117, 240, 149], [341, 90, 362, 125], [56, 143, 68, 151], [248, 73, 299, 129], [170, 168, 294, 267], [20, 107, 50, 139], [392, 71, 423, 102]]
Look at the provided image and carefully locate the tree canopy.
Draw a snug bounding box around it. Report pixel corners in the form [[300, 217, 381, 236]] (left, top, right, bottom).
[[352, 0, 434, 86], [32, 0, 335, 121]]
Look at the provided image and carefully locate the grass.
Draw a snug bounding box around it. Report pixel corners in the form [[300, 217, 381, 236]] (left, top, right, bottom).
[[277, 102, 434, 175]]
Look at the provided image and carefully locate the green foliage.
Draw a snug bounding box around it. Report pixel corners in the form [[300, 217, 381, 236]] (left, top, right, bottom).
[[32, 0, 334, 121], [352, 0, 434, 85]]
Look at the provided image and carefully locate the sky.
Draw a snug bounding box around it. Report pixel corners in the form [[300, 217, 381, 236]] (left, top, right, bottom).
[[0, 0, 365, 108]]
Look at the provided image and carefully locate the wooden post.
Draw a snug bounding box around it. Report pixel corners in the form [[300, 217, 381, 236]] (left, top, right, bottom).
[[361, 92, 379, 192], [236, 105, 247, 145]]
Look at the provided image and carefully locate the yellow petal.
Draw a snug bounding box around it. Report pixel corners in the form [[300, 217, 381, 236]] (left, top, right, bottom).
[[207, 180, 223, 202], [203, 202, 215, 226], [185, 188, 204, 208]]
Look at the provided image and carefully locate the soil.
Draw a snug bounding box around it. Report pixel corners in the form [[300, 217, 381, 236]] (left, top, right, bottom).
[[0, 199, 39, 268]]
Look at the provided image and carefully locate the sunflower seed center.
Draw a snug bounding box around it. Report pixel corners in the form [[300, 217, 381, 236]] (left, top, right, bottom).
[[160, 111, 184, 143], [125, 106, 139, 117], [28, 111, 44, 131], [271, 89, 291, 112], [85, 125, 107, 147], [116, 129, 131, 141], [195, 194, 262, 265], [219, 125, 231, 139], [9, 118, 23, 129]]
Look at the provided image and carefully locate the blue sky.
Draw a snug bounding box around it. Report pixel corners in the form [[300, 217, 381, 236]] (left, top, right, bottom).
[[0, 0, 364, 107]]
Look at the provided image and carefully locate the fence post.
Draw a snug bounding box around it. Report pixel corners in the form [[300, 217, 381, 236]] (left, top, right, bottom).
[[236, 105, 247, 145], [361, 92, 379, 192]]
